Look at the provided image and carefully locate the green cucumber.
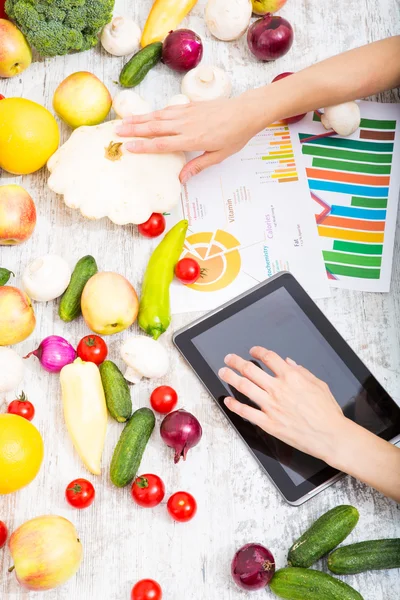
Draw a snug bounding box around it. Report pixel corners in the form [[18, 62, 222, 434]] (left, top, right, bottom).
[[99, 360, 132, 423], [119, 42, 163, 88], [288, 505, 359, 568], [138, 219, 188, 339], [59, 255, 97, 322], [110, 407, 155, 487], [0, 268, 14, 285], [328, 539, 400, 574], [270, 568, 363, 600]]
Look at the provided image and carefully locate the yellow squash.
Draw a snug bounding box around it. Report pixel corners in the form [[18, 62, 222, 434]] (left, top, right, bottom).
[[141, 0, 198, 47], [60, 358, 107, 475]]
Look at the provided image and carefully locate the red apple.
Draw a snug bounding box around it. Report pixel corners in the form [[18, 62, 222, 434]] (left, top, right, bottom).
[[272, 72, 307, 124], [0, 286, 36, 346], [0, 184, 36, 245]]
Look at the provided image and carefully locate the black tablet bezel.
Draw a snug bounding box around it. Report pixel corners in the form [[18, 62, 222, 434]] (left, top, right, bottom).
[[173, 272, 400, 504]]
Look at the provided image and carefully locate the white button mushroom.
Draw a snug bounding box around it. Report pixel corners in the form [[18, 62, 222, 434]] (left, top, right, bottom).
[[167, 94, 191, 107], [22, 254, 71, 302], [321, 101, 361, 137], [112, 90, 152, 119], [101, 16, 141, 56], [0, 348, 24, 394], [120, 336, 169, 384], [181, 65, 232, 102], [205, 0, 252, 41]]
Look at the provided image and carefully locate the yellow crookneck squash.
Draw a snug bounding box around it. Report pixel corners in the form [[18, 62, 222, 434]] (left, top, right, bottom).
[[141, 0, 198, 47]]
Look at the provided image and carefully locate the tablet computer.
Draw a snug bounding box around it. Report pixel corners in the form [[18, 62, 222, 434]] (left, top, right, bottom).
[[173, 272, 400, 506]]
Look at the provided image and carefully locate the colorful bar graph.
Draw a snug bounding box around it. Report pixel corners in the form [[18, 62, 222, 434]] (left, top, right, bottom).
[[302, 145, 393, 163], [322, 251, 382, 267], [299, 133, 393, 152], [308, 180, 389, 197], [311, 158, 391, 175], [318, 227, 384, 243], [313, 113, 396, 129], [360, 130, 395, 141], [329, 206, 386, 220], [320, 216, 385, 231], [351, 197, 388, 208], [325, 264, 381, 278], [258, 123, 299, 183], [306, 167, 390, 186], [333, 241, 383, 255]]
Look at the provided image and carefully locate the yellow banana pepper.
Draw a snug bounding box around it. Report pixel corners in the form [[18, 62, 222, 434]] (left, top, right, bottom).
[[141, 0, 198, 47], [60, 358, 107, 476]]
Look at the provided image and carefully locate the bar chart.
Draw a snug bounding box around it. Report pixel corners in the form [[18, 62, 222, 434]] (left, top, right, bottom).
[[298, 116, 396, 282], [247, 122, 299, 184]]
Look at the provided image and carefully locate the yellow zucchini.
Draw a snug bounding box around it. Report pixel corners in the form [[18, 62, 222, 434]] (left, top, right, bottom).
[[60, 358, 108, 475], [141, 0, 198, 47]]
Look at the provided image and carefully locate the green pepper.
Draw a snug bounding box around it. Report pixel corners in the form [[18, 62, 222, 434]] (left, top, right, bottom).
[[0, 268, 14, 286], [138, 219, 188, 339]]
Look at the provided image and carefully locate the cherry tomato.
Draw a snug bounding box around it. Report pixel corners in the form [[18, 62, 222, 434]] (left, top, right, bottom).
[[7, 392, 35, 421], [0, 95, 5, 100], [175, 258, 201, 284], [131, 579, 162, 600], [131, 474, 165, 508], [77, 335, 108, 365], [65, 478, 95, 509], [150, 386, 178, 414], [138, 213, 166, 238], [167, 491, 197, 522], [0, 521, 8, 549]]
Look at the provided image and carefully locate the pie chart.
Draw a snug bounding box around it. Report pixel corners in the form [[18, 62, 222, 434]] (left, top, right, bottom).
[[182, 229, 241, 292]]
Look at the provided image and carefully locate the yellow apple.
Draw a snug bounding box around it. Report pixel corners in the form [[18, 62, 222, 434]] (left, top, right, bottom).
[[81, 272, 139, 335], [0, 19, 32, 78], [53, 71, 112, 128], [0, 286, 36, 346], [0, 184, 37, 245], [251, 0, 287, 14], [9, 515, 82, 591]]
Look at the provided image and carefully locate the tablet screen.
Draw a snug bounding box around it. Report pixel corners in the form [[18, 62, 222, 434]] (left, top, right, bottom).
[[191, 286, 392, 487]]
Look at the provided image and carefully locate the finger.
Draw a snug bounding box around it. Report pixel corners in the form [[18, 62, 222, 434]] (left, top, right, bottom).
[[218, 367, 271, 409], [250, 347, 290, 378], [125, 136, 186, 153], [224, 397, 269, 430], [224, 353, 275, 391], [120, 108, 185, 126], [180, 151, 225, 184], [119, 120, 182, 139]]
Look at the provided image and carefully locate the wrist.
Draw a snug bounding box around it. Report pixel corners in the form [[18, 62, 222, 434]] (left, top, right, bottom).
[[239, 87, 282, 132]]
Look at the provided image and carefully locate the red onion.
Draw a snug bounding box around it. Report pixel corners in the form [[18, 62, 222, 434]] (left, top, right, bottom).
[[272, 72, 307, 123], [231, 543, 275, 591], [160, 409, 202, 463], [24, 335, 76, 373], [162, 29, 203, 73], [247, 14, 293, 61]]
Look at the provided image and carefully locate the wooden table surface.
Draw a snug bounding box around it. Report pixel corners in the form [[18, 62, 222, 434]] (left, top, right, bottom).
[[1, 0, 400, 598]]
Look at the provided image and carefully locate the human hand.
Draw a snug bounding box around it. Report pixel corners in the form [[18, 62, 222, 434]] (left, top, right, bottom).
[[115, 94, 263, 183], [219, 347, 346, 465]]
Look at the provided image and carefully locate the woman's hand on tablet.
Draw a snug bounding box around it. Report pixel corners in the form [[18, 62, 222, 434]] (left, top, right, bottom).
[[219, 348, 400, 502], [218, 347, 345, 465]]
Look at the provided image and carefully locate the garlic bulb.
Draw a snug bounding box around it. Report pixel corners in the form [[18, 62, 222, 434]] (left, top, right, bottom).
[[101, 16, 141, 56], [22, 254, 71, 302], [121, 336, 169, 383], [112, 90, 151, 119], [181, 65, 232, 101], [0, 348, 24, 394]]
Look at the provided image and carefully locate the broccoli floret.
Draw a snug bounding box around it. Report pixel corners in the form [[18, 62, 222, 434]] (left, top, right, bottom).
[[5, 0, 114, 57]]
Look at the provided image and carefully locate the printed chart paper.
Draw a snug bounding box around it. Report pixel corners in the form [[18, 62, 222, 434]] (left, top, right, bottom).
[[291, 101, 400, 292], [169, 122, 330, 315]]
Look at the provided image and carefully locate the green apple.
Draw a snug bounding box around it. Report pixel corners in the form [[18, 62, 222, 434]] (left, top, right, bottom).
[[53, 71, 112, 128], [251, 0, 287, 15], [0, 19, 32, 78]]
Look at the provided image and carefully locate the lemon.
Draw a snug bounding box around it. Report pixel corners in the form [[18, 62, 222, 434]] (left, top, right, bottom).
[[0, 98, 60, 175], [0, 414, 44, 494]]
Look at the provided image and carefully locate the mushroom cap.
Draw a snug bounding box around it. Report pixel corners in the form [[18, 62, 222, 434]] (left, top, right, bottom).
[[321, 101, 361, 137], [121, 336, 169, 378], [181, 65, 232, 101]]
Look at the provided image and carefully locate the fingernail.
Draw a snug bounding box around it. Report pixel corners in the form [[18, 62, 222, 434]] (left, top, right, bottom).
[[224, 354, 232, 363], [224, 397, 232, 407], [218, 367, 226, 378], [115, 124, 124, 134], [286, 357, 298, 366], [125, 142, 136, 152], [181, 172, 192, 185]]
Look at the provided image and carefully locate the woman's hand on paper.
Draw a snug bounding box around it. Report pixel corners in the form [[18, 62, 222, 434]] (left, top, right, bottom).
[[115, 96, 261, 184], [219, 348, 345, 464]]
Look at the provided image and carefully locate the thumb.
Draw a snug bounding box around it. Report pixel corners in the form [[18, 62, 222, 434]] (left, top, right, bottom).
[[180, 151, 225, 184]]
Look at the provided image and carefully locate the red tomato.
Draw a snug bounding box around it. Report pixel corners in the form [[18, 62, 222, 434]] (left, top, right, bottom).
[[150, 386, 178, 414], [138, 213, 166, 238], [131, 579, 162, 600], [77, 335, 108, 365], [175, 258, 201, 284], [0, 95, 5, 100], [131, 474, 165, 508], [0, 521, 8, 549], [7, 392, 35, 421], [167, 491, 197, 522], [65, 478, 95, 509]]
